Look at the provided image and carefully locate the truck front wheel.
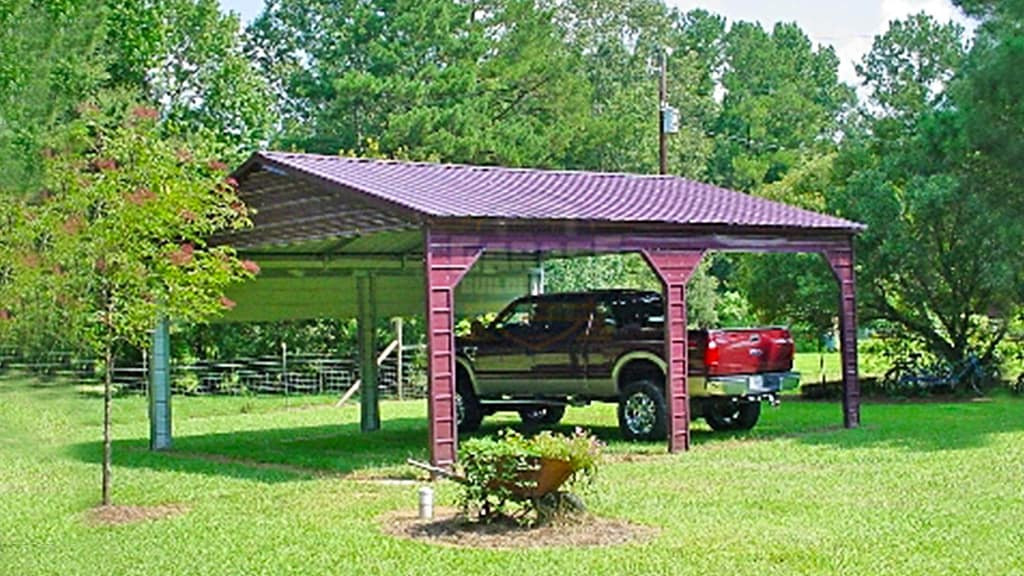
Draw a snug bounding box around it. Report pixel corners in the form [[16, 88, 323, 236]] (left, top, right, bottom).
[[704, 400, 761, 431], [617, 380, 667, 441]]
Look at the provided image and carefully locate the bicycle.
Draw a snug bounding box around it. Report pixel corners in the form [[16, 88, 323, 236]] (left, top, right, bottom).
[[882, 352, 997, 397]]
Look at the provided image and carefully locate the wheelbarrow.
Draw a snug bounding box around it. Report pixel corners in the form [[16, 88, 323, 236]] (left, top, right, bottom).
[[407, 457, 574, 498]]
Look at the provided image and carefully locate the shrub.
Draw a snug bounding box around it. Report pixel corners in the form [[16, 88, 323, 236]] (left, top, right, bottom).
[[457, 428, 602, 523]]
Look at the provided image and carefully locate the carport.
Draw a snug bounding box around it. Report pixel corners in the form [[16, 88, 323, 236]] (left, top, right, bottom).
[[148, 152, 864, 468]]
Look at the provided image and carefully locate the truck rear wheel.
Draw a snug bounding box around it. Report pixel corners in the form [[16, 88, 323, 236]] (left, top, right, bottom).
[[705, 400, 761, 431], [519, 405, 566, 426], [456, 375, 484, 433], [617, 380, 667, 441]]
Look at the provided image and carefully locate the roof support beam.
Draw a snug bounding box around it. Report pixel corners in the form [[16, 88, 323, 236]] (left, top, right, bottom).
[[425, 231, 482, 468], [642, 250, 704, 453], [429, 227, 852, 256], [824, 243, 860, 429]]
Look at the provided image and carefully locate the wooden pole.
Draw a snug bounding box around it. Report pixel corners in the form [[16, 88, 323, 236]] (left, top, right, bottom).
[[659, 49, 668, 176], [394, 317, 404, 401]]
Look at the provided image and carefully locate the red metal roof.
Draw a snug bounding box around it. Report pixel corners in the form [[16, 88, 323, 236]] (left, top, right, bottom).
[[248, 151, 863, 232]]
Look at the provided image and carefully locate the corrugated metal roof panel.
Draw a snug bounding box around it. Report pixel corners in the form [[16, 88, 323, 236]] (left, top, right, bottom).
[[249, 151, 864, 232]]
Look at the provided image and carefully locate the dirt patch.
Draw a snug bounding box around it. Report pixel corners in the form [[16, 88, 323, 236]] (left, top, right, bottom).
[[86, 504, 188, 526], [380, 507, 657, 550]]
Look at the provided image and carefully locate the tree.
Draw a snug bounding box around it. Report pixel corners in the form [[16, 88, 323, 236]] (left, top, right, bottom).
[[0, 0, 272, 197], [736, 155, 839, 342], [0, 0, 107, 193], [0, 95, 256, 505], [709, 21, 853, 191], [829, 12, 1022, 367], [953, 0, 1024, 210], [105, 0, 275, 160], [248, 0, 589, 167]]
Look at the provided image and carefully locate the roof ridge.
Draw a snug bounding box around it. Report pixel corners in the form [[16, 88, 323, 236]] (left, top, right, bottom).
[[261, 150, 694, 183]]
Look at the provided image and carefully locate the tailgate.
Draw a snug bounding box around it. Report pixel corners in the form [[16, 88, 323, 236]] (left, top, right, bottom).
[[705, 328, 794, 376]]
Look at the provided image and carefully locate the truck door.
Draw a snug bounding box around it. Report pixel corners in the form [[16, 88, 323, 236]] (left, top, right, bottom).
[[472, 298, 538, 395], [528, 296, 589, 394]]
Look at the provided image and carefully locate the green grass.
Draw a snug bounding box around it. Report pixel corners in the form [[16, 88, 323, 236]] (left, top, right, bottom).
[[793, 351, 890, 383], [2, 375, 1024, 575]]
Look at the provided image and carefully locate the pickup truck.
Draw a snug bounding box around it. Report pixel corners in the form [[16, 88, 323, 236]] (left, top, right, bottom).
[[454, 289, 800, 440]]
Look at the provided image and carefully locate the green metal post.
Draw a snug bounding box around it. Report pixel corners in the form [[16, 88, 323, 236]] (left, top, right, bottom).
[[149, 317, 172, 450], [358, 275, 380, 432]]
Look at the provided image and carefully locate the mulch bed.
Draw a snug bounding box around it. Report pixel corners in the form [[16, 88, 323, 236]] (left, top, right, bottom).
[[86, 504, 188, 526], [380, 507, 657, 550]]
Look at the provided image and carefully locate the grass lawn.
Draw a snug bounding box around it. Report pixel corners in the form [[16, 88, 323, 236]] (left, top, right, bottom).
[[2, 375, 1023, 575], [793, 351, 890, 384]]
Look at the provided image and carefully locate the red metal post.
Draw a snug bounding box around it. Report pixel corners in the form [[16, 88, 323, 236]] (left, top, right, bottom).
[[824, 243, 860, 428], [424, 231, 482, 468], [641, 250, 704, 453]]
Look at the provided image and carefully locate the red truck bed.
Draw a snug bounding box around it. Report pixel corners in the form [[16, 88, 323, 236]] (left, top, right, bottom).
[[688, 328, 794, 376]]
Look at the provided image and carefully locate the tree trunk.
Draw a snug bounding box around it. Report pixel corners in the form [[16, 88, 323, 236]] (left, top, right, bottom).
[[102, 340, 113, 507]]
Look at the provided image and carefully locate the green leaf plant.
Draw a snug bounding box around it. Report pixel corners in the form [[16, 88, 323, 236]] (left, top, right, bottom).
[[0, 92, 257, 506]]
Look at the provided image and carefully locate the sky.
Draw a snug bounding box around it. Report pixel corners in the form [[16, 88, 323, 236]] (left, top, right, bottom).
[[218, 0, 975, 86]]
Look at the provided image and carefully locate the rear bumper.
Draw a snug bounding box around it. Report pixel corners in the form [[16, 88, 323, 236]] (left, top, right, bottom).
[[704, 372, 800, 396]]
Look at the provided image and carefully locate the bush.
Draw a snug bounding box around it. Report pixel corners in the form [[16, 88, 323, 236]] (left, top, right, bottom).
[[458, 428, 602, 524]]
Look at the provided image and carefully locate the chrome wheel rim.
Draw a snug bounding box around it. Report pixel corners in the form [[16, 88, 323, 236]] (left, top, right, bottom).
[[624, 392, 656, 434]]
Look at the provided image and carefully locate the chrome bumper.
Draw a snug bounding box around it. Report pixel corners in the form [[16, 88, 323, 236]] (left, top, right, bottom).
[[704, 372, 801, 396]]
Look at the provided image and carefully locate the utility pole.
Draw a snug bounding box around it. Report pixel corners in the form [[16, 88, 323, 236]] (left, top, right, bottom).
[[659, 49, 668, 175]]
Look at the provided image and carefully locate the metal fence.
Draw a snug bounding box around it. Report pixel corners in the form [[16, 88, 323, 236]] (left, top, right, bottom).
[[0, 345, 429, 400]]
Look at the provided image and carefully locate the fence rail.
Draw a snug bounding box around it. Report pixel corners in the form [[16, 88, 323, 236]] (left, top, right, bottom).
[[0, 346, 429, 400]]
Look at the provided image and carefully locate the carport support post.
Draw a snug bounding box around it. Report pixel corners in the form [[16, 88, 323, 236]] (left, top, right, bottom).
[[149, 317, 172, 451], [424, 233, 482, 468], [357, 274, 380, 432], [642, 250, 704, 453], [825, 245, 860, 428]]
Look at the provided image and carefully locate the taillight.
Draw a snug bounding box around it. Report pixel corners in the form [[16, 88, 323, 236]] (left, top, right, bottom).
[[706, 338, 720, 370]]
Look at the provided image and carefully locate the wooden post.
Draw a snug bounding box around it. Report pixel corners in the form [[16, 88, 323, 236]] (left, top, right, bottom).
[[357, 274, 380, 432], [642, 250, 703, 453], [394, 317, 404, 401], [659, 49, 668, 175]]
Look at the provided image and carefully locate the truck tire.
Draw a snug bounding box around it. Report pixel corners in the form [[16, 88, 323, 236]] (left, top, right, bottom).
[[456, 376, 484, 433], [617, 380, 667, 441], [705, 400, 761, 431], [519, 405, 566, 426]]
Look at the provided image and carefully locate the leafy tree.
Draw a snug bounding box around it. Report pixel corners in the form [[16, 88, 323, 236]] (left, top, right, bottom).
[[709, 21, 853, 191], [1, 0, 271, 196], [249, 0, 589, 167], [737, 154, 839, 342], [0, 0, 107, 193], [830, 12, 1022, 367], [953, 0, 1024, 209], [105, 0, 275, 159], [856, 12, 965, 123], [0, 95, 255, 505]]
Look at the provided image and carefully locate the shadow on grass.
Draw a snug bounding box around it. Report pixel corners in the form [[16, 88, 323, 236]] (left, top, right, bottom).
[[67, 417, 434, 484], [65, 397, 1024, 485]]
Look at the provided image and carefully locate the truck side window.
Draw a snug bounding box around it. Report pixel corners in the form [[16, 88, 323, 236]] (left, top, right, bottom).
[[493, 300, 536, 333]]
